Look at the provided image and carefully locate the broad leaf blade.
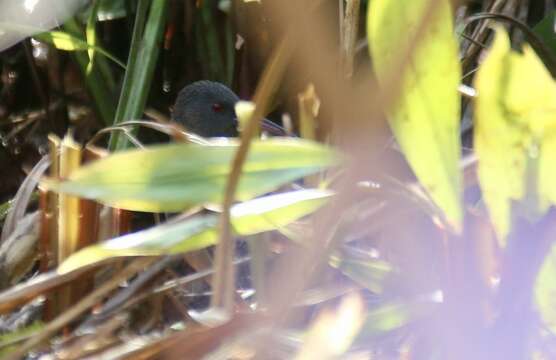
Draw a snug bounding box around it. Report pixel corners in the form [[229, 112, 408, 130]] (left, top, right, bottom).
[[58, 189, 332, 273], [532, 10, 556, 63], [45, 139, 339, 212], [367, 0, 462, 230], [474, 28, 556, 241], [34, 31, 89, 51]]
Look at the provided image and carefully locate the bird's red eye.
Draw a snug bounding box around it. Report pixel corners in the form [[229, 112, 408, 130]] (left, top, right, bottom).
[[212, 103, 223, 112]]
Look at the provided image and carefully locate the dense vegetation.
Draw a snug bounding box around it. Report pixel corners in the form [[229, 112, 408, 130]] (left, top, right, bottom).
[[0, 0, 555, 358]]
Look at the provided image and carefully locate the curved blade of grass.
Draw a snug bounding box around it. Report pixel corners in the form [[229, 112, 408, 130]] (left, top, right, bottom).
[[58, 189, 333, 273], [474, 27, 556, 242], [367, 0, 462, 231], [44, 139, 340, 212]]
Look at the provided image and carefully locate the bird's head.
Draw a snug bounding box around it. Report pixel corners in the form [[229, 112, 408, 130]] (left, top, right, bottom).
[[172, 80, 289, 138], [172, 80, 240, 137]]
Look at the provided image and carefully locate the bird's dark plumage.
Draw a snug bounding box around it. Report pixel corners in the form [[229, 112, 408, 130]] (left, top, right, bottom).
[[172, 80, 240, 137], [172, 80, 288, 138]]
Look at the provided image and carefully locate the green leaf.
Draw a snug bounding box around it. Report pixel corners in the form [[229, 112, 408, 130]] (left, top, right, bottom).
[[329, 253, 393, 294], [45, 139, 340, 212], [58, 189, 332, 273], [367, 0, 462, 230], [34, 31, 89, 51], [109, 0, 168, 150], [0, 321, 43, 357], [474, 27, 556, 241], [34, 31, 125, 69], [533, 11, 556, 61], [86, 0, 102, 74], [535, 242, 556, 333]]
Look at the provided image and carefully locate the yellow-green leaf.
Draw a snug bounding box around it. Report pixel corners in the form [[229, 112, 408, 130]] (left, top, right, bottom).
[[44, 139, 339, 212], [58, 189, 332, 273], [33, 31, 126, 69], [34, 31, 90, 51], [474, 27, 556, 242], [367, 0, 462, 230], [86, 0, 101, 73]]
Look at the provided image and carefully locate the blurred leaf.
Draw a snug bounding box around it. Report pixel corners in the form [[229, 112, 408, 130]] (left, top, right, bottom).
[[0, 321, 43, 356], [34, 31, 125, 69], [97, 0, 128, 21], [474, 28, 556, 241], [85, 0, 101, 74], [196, 2, 226, 83], [533, 11, 556, 60], [535, 242, 556, 333], [0, 0, 84, 51], [58, 189, 332, 273], [367, 0, 462, 231], [45, 139, 340, 212], [34, 31, 88, 50], [329, 253, 393, 294]]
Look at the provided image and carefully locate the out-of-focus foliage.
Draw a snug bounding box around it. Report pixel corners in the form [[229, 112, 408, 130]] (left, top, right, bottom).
[[533, 10, 556, 59], [0, 0, 86, 51], [367, 0, 462, 231], [33, 31, 125, 68], [474, 27, 556, 242], [45, 139, 339, 212], [58, 189, 332, 273]]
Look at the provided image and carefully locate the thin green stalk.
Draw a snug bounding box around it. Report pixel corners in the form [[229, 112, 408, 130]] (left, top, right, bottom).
[[109, 0, 169, 151]]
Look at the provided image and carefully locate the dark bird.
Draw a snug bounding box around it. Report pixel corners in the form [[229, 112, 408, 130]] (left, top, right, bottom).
[[172, 80, 288, 137]]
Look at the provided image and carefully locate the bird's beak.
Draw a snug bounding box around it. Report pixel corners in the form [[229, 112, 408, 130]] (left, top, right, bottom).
[[234, 115, 289, 136], [261, 118, 289, 136]]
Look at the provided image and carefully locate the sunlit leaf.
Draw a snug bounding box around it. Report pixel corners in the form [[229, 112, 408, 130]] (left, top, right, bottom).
[[58, 189, 333, 273], [0, 0, 84, 51], [367, 0, 462, 231], [34, 31, 88, 50], [535, 242, 556, 333], [474, 27, 556, 241], [34, 30, 125, 69], [44, 139, 340, 212]]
